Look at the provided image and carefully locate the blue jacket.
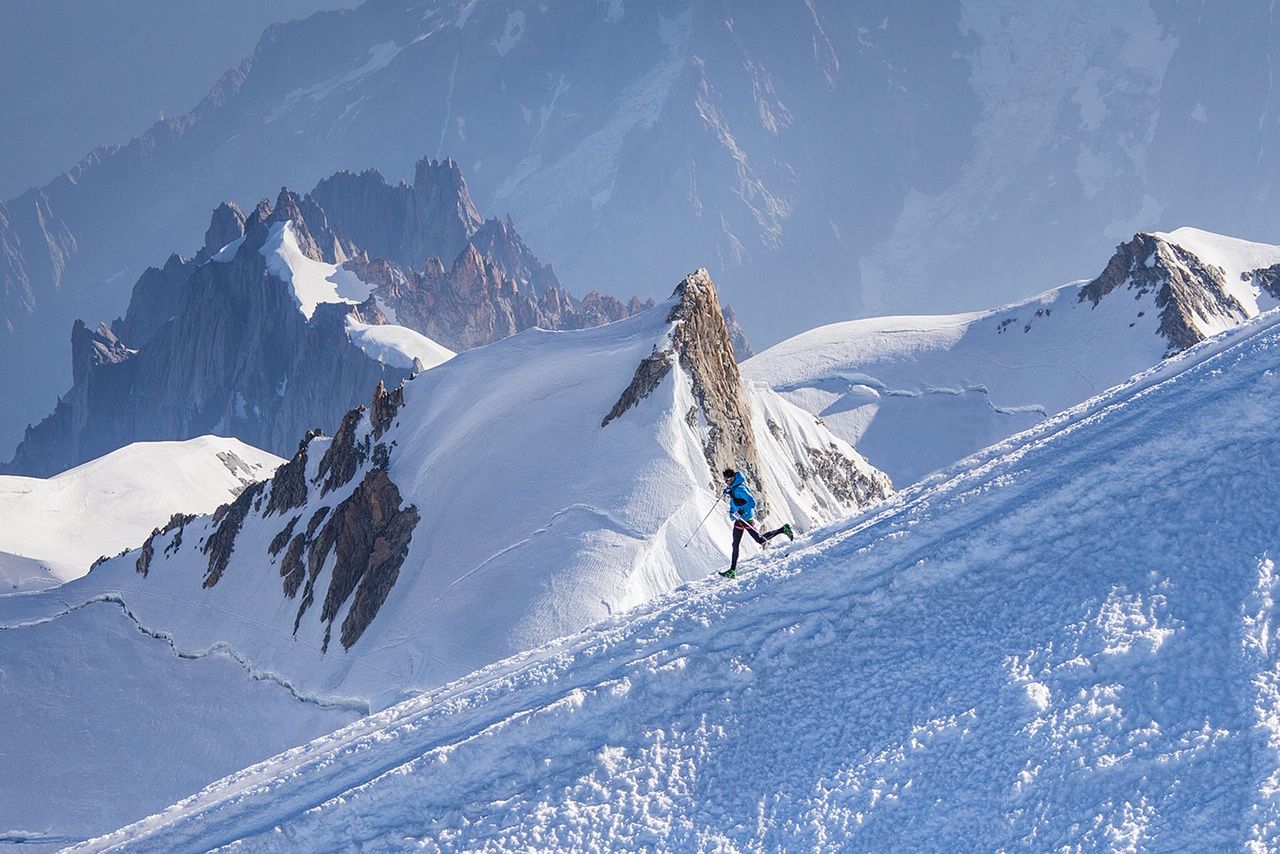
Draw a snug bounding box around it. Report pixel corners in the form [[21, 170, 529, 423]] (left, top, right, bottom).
[[723, 471, 757, 521]]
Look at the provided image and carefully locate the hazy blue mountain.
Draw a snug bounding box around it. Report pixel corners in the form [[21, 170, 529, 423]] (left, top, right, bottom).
[[0, 0, 359, 199]]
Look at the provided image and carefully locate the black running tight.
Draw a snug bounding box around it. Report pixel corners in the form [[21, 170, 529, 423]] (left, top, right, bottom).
[[729, 521, 787, 571]]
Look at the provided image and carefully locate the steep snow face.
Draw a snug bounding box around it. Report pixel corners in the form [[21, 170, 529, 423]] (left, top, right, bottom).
[[745, 228, 1280, 486], [0, 273, 886, 715], [260, 221, 373, 320], [0, 437, 282, 592], [86, 305, 1280, 852]]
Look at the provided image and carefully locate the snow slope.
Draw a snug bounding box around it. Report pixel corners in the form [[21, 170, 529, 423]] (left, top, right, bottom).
[[261, 221, 372, 320], [84, 304, 1280, 851], [0, 437, 282, 592], [745, 227, 1280, 485], [0, 602, 358, 849]]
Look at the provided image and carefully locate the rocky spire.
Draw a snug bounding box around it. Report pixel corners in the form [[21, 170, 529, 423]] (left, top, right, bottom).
[[603, 268, 764, 498], [202, 201, 246, 257], [71, 319, 132, 385]]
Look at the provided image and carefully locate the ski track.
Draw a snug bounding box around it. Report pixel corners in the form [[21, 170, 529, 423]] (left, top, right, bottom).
[[80, 311, 1280, 851]]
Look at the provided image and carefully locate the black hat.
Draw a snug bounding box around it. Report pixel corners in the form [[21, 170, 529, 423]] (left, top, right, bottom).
[[722, 468, 736, 479]]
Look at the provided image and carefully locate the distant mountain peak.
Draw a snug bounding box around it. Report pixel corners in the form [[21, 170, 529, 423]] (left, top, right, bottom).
[[1080, 231, 1251, 355]]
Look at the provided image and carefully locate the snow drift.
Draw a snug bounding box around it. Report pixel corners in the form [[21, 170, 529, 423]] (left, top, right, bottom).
[[745, 227, 1280, 485], [84, 300, 1280, 851]]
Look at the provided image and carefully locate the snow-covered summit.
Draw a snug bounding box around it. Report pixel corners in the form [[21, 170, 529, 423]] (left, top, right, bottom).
[[0, 436, 282, 593], [746, 227, 1280, 485]]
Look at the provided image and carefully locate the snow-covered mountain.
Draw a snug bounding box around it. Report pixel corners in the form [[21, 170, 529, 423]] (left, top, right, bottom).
[[0, 436, 282, 593], [4, 0, 1278, 461], [4, 158, 675, 477], [0, 269, 887, 843], [745, 227, 1280, 485], [80, 289, 1280, 852]]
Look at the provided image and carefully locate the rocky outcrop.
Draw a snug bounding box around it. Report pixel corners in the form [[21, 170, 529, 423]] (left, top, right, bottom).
[[803, 445, 891, 509], [310, 158, 482, 271], [359, 243, 653, 353], [71, 320, 133, 383], [312, 468, 419, 651], [136, 512, 196, 578], [605, 268, 765, 500], [721, 304, 755, 360], [112, 253, 195, 347], [154, 379, 423, 651], [264, 433, 317, 518], [201, 479, 267, 588], [203, 201, 246, 257], [369, 380, 405, 439], [1079, 233, 1249, 355]]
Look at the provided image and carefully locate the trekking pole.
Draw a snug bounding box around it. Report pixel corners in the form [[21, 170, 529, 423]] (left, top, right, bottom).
[[683, 494, 724, 548]]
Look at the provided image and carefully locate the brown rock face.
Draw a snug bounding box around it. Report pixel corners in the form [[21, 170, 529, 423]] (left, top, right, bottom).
[[265, 432, 318, 517], [282, 463, 419, 651], [1079, 233, 1249, 355], [317, 407, 369, 497], [135, 512, 196, 577], [201, 479, 266, 588], [604, 268, 765, 502], [803, 445, 892, 508], [369, 380, 405, 439]]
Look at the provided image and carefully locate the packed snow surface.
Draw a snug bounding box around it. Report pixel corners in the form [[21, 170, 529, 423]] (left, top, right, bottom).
[[81, 307, 1280, 850], [0, 437, 282, 592]]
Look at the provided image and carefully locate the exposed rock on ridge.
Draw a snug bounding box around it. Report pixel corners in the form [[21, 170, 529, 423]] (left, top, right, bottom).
[[605, 268, 764, 501], [1080, 233, 1250, 355], [172, 381, 421, 651]]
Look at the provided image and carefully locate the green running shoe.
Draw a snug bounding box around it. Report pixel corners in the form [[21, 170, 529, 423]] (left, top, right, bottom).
[[719, 568, 736, 579], [782, 523, 794, 541]]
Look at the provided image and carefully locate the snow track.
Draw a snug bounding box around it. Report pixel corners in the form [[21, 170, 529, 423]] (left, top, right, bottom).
[[86, 310, 1280, 850]]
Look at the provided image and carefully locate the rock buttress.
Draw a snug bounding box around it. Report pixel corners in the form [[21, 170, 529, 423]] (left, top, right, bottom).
[[604, 268, 765, 504]]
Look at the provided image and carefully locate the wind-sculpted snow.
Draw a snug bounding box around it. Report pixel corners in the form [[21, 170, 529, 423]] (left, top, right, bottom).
[[83, 309, 1280, 851]]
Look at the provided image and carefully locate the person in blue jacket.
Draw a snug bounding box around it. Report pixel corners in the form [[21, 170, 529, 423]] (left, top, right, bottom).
[[719, 467, 793, 578]]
